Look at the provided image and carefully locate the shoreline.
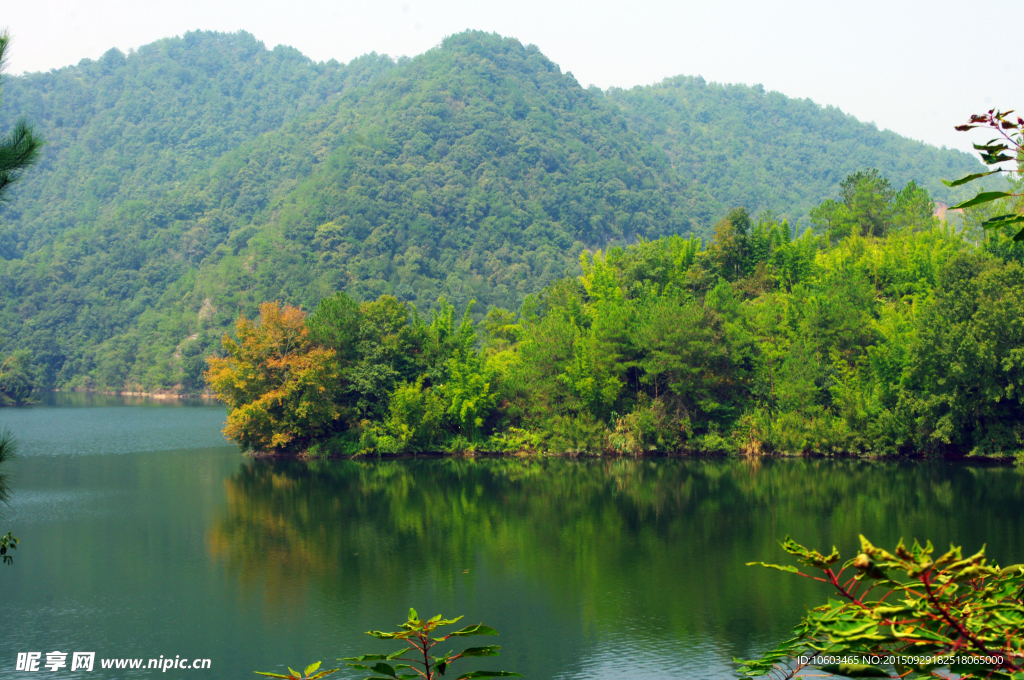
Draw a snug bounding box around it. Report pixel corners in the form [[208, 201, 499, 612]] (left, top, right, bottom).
[[49, 389, 219, 401], [20, 393, 1022, 466], [245, 448, 1021, 465]]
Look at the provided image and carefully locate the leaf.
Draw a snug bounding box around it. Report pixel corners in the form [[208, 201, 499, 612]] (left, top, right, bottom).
[[941, 170, 1000, 187], [344, 655, 392, 662], [458, 646, 501, 657], [746, 561, 800, 574], [409, 608, 418, 621], [255, 673, 295, 679], [435, 616, 464, 626], [450, 624, 499, 637], [871, 604, 913, 618], [816, 663, 890, 677], [982, 213, 1024, 230], [304, 662, 321, 677], [949, 192, 1013, 210], [779, 536, 840, 567], [369, 663, 397, 678], [825, 621, 877, 638], [981, 153, 1016, 164], [454, 672, 524, 679], [973, 141, 1007, 152], [308, 670, 340, 680]]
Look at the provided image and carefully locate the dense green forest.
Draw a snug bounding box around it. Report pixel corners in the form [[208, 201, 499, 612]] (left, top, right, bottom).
[[207, 167, 1024, 458], [607, 77, 987, 218], [0, 30, 988, 395]]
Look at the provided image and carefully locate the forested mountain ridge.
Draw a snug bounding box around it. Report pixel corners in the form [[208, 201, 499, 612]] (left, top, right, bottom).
[[0, 31, 396, 389], [0, 30, 988, 393], [0, 31, 395, 257], [189, 31, 698, 317], [607, 76, 988, 220]]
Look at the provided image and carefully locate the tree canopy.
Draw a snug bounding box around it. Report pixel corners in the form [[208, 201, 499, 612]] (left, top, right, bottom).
[[206, 171, 1024, 458]]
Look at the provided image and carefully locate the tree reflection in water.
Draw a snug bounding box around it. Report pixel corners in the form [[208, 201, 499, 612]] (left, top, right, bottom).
[[207, 458, 1024, 673]]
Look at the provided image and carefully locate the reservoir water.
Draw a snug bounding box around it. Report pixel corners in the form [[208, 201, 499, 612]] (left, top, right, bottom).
[[1, 396, 1022, 679]]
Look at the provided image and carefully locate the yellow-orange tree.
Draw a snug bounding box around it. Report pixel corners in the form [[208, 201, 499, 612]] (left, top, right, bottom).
[[205, 302, 343, 452]]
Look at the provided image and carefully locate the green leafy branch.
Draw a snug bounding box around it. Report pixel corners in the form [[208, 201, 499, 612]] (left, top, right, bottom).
[[343, 608, 523, 680], [736, 536, 1024, 679], [0, 31, 44, 201], [255, 661, 339, 680], [943, 109, 1024, 239], [0, 427, 18, 567], [0, 531, 17, 566]]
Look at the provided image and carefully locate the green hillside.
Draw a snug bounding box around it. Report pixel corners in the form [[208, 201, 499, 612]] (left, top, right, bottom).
[[0, 31, 394, 257], [0, 31, 395, 389], [185, 31, 698, 316], [606, 77, 985, 221], [0, 30, 988, 393]]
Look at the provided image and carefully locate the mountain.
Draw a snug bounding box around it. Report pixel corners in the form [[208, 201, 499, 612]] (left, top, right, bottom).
[[0, 30, 986, 392], [606, 76, 987, 220]]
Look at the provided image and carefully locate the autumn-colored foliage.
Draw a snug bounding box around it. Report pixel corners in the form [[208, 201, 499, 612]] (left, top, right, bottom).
[[205, 302, 343, 451]]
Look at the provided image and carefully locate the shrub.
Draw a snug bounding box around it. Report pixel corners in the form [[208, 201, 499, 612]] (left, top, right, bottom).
[[344, 608, 521, 680], [738, 536, 1024, 678]]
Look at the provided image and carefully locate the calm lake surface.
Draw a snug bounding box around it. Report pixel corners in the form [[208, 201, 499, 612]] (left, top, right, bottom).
[[2, 396, 1023, 679]]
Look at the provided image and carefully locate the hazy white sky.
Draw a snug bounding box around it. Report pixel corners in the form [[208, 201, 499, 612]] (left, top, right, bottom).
[[2, 0, 1019, 155]]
